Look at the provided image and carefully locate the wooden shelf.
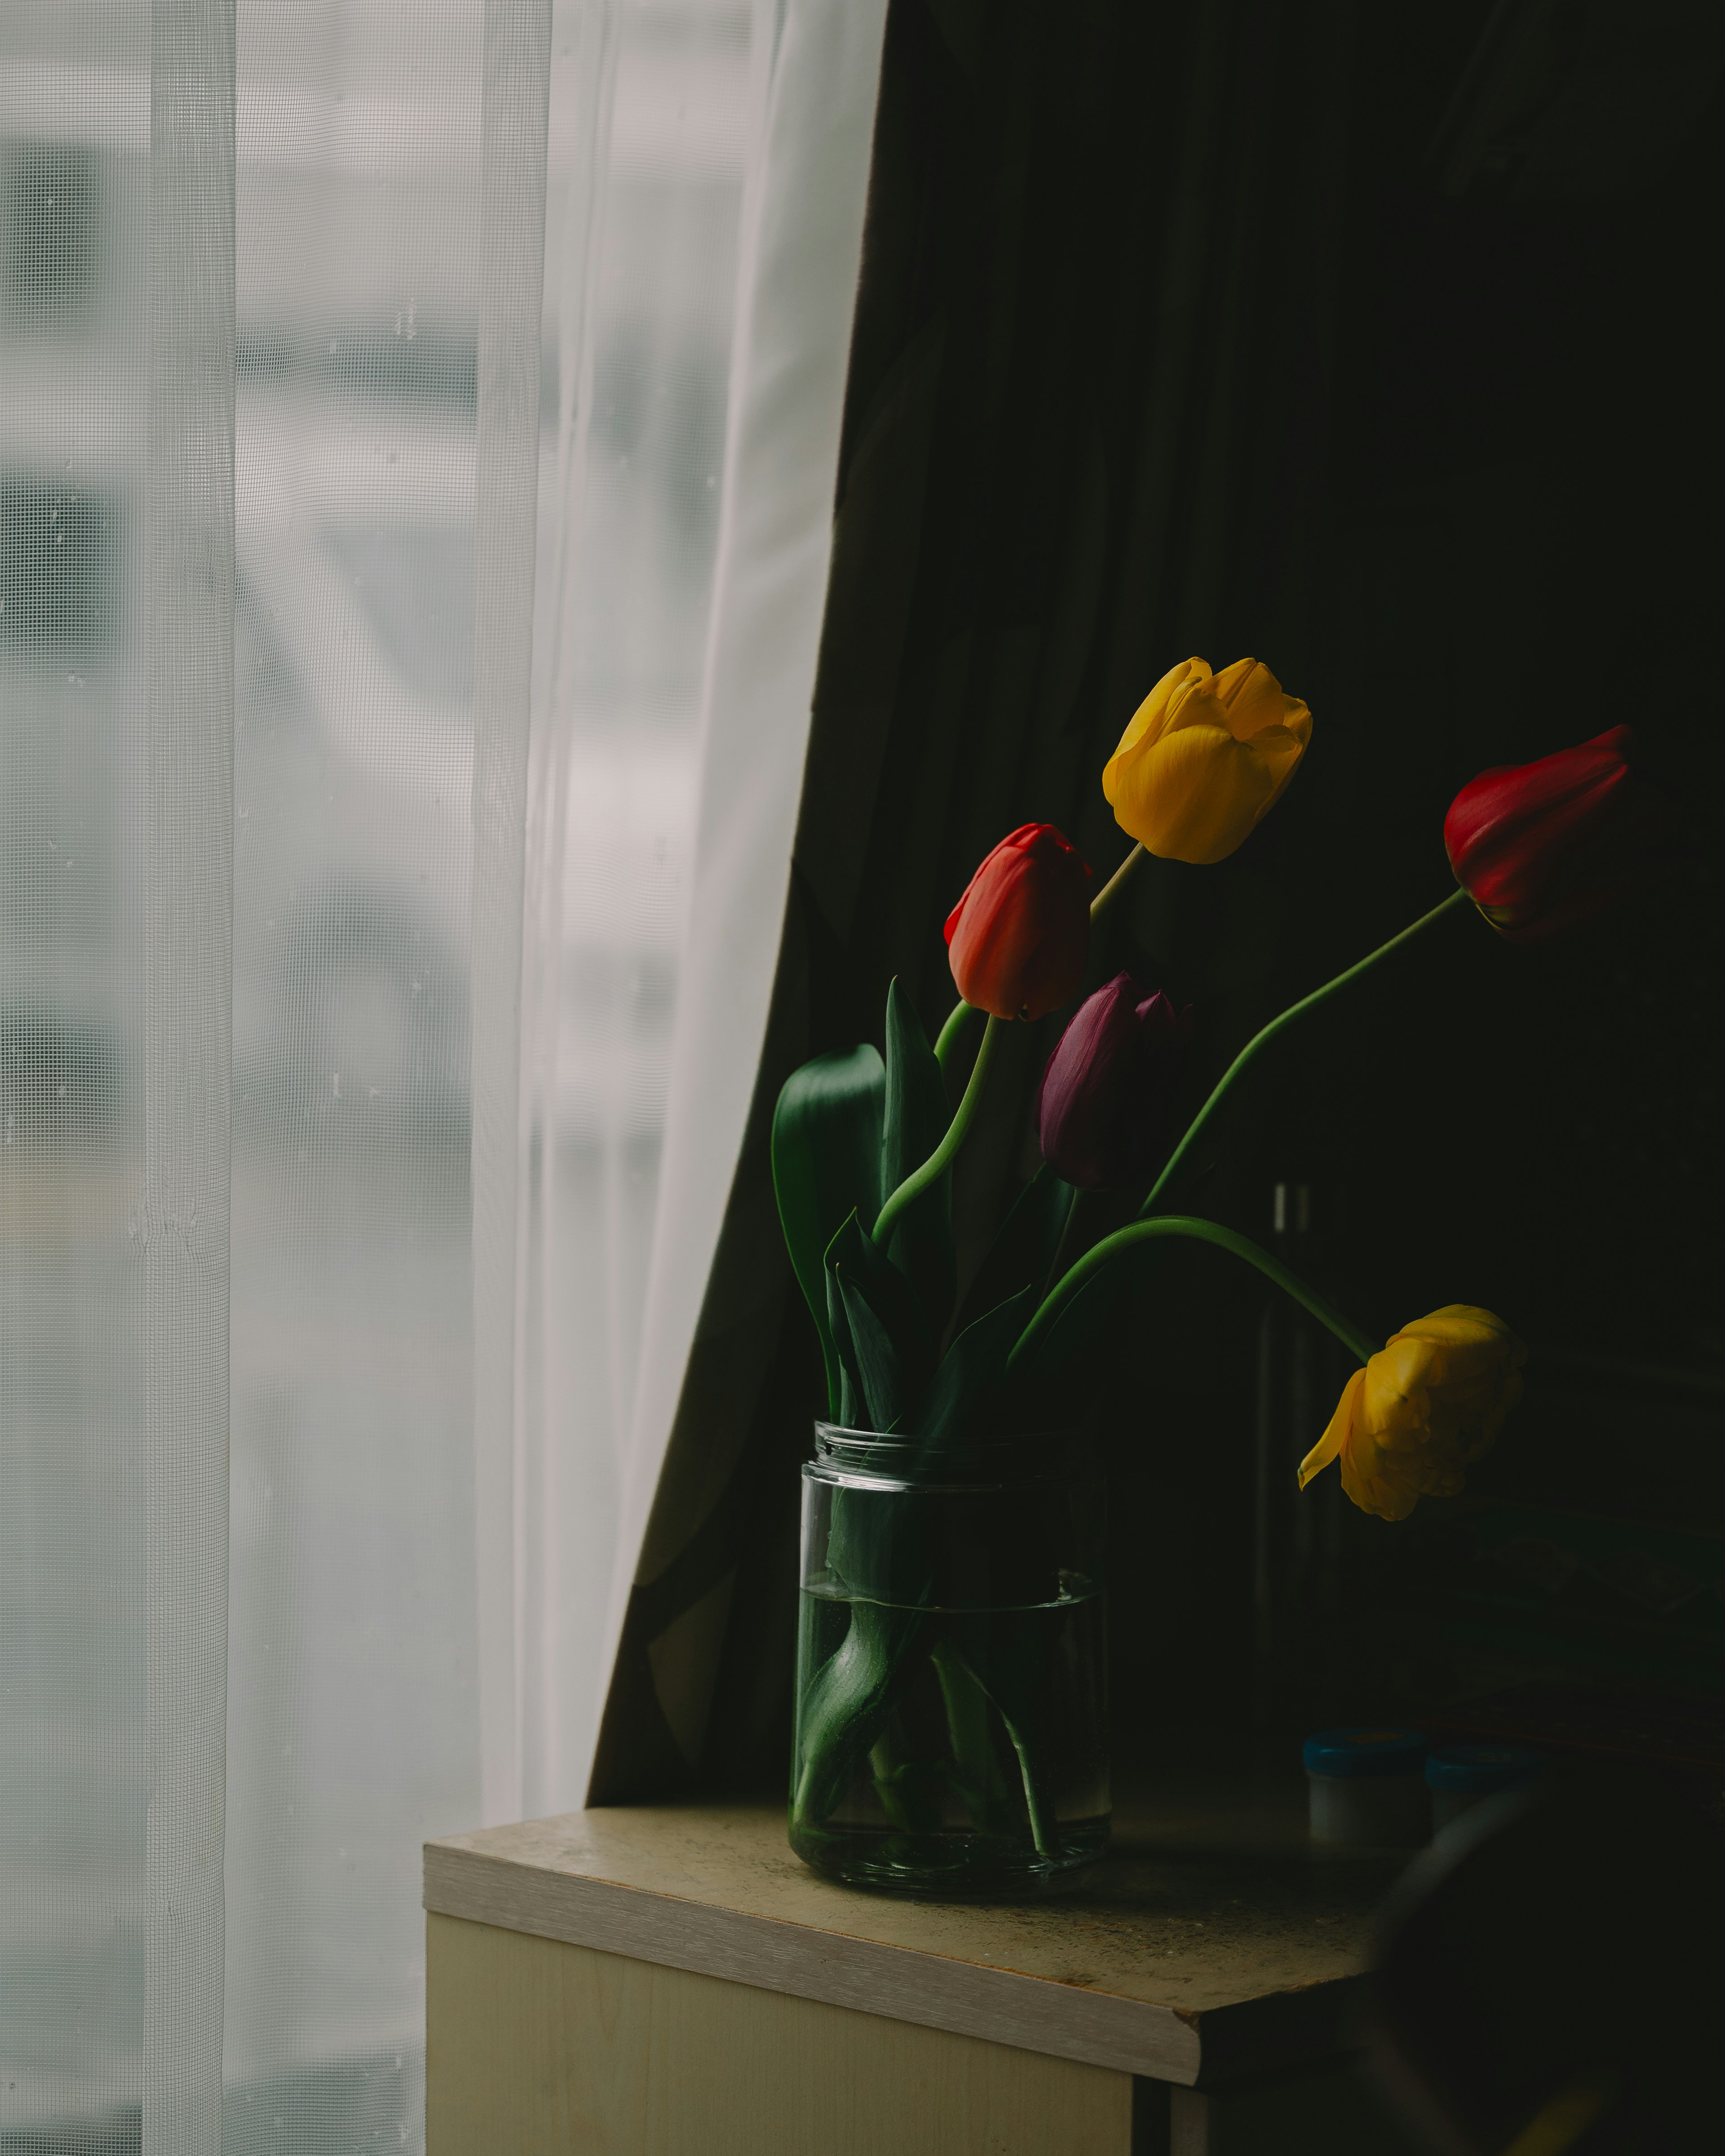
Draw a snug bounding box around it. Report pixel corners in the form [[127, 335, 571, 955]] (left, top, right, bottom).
[[424, 1774, 1404, 2089]]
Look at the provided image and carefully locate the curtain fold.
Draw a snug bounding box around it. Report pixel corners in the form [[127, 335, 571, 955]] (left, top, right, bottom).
[[144, 13, 236, 2151], [476, 0, 889, 1822], [586, 0, 1360, 1801], [470, 0, 555, 1835], [223, 1, 482, 2138], [599, 0, 893, 1785]]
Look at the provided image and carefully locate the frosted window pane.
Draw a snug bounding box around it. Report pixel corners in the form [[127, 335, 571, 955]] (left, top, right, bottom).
[[1, 1, 484, 2149]]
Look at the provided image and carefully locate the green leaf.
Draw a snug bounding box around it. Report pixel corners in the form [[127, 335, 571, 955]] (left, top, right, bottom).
[[836, 1272, 913, 1433], [825, 1480, 936, 1611], [792, 1599, 927, 1826], [916, 1284, 1038, 1447], [930, 1640, 1015, 1835], [953, 1162, 1076, 1337], [823, 1259, 862, 1431], [822, 1266, 865, 1427], [773, 1046, 885, 1416], [941, 1617, 1057, 1853], [823, 1210, 936, 1433], [869, 1727, 947, 1833], [881, 979, 957, 1339]]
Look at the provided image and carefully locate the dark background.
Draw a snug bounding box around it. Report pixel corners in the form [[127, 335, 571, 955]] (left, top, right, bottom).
[[598, 0, 1725, 1798]]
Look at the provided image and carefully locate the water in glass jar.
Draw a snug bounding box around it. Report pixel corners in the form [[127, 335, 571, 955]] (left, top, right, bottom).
[[788, 1576, 1109, 1896]]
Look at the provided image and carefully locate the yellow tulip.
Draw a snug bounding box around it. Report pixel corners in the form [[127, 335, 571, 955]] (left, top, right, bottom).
[[1298, 1306, 1526, 1522], [1103, 656, 1312, 865]]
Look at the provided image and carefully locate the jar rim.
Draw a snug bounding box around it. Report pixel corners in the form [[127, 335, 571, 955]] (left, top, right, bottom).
[[814, 1420, 1082, 1445], [810, 1421, 1091, 1483]]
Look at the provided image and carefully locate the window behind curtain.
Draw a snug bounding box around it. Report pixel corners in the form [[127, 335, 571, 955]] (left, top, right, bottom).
[[1, 2, 484, 2147], [1, 0, 880, 2144]]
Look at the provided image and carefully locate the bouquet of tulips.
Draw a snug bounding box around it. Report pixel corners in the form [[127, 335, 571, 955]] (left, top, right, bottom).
[[775, 657, 1674, 1842]]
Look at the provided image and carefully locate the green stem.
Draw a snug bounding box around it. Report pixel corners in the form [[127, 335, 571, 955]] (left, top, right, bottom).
[[1001, 1707, 1055, 1855], [931, 1641, 1014, 1836], [1042, 1185, 1088, 1301], [869, 1728, 938, 1833], [1140, 887, 1470, 1217], [1088, 841, 1146, 922], [934, 998, 979, 1074], [873, 1014, 1002, 1247], [1009, 1214, 1380, 1373]]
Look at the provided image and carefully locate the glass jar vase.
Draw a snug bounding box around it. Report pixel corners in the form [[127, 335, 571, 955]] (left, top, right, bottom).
[[788, 1424, 1108, 1897]]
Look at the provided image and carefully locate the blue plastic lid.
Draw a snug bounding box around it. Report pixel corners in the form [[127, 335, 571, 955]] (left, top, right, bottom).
[[1425, 1744, 1546, 1795], [1302, 1726, 1427, 1779]]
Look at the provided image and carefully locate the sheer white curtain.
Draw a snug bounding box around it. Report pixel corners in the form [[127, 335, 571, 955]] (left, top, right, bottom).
[[0, 0, 881, 2150], [5, 4, 485, 2149], [474, 0, 887, 1827]]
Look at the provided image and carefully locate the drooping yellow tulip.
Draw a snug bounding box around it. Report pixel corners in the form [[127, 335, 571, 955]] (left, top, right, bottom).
[[1299, 1306, 1526, 1522], [1103, 656, 1311, 865]]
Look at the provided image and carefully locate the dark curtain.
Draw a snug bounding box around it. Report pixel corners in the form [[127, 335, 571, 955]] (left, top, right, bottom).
[[591, 0, 1725, 1801]]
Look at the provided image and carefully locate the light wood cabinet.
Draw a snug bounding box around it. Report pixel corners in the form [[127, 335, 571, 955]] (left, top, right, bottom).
[[425, 1784, 1416, 2154]]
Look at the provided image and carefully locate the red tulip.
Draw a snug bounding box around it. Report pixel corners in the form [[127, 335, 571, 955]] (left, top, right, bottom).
[[1443, 726, 1677, 946], [945, 824, 1092, 1020], [1036, 974, 1194, 1190]]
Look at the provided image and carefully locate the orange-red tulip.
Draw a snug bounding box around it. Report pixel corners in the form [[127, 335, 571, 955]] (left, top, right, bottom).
[[944, 824, 1091, 1021]]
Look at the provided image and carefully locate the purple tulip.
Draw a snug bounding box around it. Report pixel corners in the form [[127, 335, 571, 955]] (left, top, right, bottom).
[[1036, 974, 1194, 1191]]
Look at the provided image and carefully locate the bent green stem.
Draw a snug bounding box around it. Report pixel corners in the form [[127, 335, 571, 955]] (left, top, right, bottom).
[[873, 1014, 1002, 1247], [934, 998, 980, 1074], [1009, 1213, 1380, 1374], [1140, 887, 1471, 1217]]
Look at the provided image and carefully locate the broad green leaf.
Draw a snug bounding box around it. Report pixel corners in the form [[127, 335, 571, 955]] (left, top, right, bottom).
[[953, 1162, 1076, 1337], [792, 1599, 926, 1826], [916, 1283, 1037, 1448], [880, 979, 957, 1339], [869, 1725, 946, 1834], [822, 1210, 936, 1432], [773, 1046, 885, 1417], [822, 1267, 864, 1428], [828, 1259, 871, 1431], [825, 1479, 935, 1611], [836, 1272, 913, 1433]]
